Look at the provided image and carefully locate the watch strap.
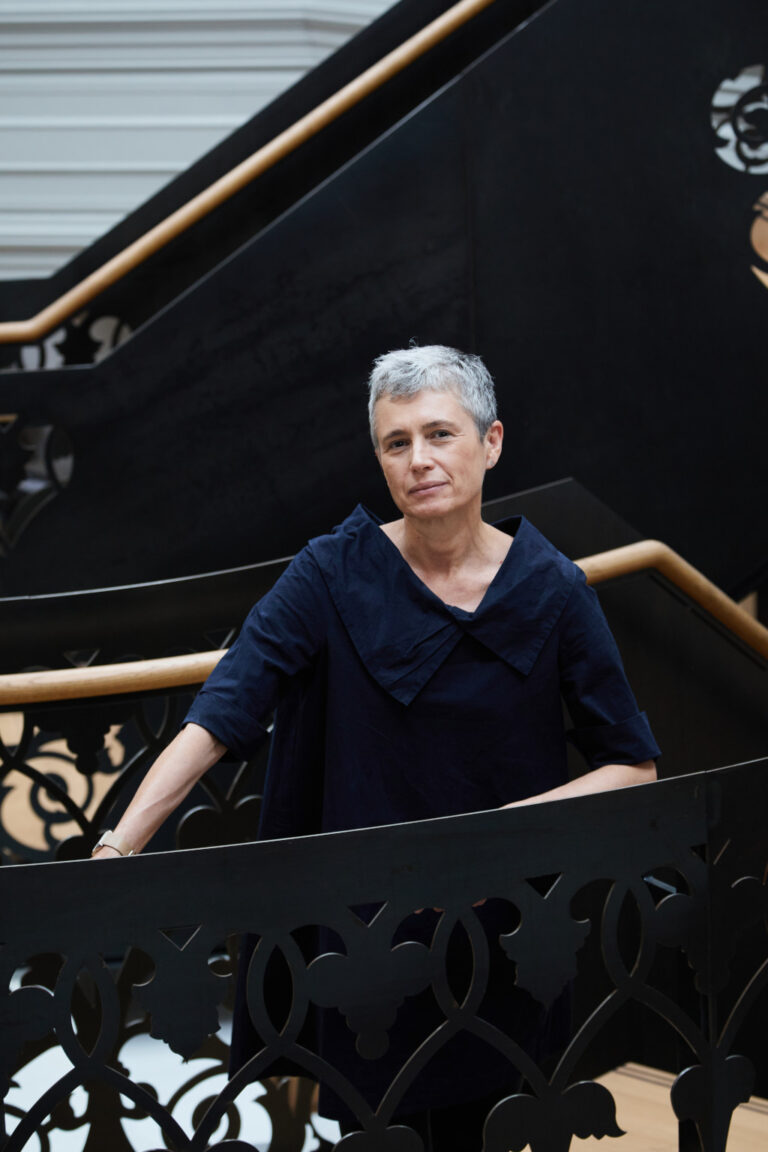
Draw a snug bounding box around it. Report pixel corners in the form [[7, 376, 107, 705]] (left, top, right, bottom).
[[92, 830, 135, 857]]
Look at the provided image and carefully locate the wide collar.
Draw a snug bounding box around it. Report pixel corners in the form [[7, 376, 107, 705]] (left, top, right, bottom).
[[308, 505, 579, 706]]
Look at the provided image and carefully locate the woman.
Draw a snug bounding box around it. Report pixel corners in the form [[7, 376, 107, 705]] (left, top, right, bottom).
[[93, 345, 659, 1147]]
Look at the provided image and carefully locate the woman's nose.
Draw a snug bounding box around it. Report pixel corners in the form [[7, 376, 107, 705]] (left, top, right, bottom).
[[410, 439, 433, 469]]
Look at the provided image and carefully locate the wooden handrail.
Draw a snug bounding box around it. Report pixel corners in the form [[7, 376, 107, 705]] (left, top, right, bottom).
[[0, 650, 225, 706], [0, 0, 499, 346], [578, 539, 768, 658], [0, 538, 765, 705]]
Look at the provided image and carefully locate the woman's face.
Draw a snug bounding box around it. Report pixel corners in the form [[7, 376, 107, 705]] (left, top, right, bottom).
[[373, 388, 502, 520]]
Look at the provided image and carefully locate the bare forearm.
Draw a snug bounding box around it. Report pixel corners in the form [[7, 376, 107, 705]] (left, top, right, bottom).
[[503, 760, 657, 809], [93, 723, 226, 856]]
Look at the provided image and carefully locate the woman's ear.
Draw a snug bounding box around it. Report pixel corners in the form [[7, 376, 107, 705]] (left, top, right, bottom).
[[485, 420, 503, 468]]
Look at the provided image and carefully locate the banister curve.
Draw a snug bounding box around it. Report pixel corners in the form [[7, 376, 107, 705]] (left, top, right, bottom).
[[578, 539, 768, 658], [0, 0, 499, 346], [0, 538, 765, 705]]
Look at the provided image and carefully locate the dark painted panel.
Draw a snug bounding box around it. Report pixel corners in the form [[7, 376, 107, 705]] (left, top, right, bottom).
[[0, 90, 472, 592], [482, 477, 643, 557], [469, 0, 768, 593]]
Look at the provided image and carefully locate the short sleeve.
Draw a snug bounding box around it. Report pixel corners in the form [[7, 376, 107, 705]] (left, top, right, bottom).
[[183, 547, 327, 758], [558, 575, 660, 768]]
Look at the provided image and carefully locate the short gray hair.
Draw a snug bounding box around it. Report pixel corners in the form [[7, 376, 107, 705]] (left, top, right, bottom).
[[367, 345, 497, 446]]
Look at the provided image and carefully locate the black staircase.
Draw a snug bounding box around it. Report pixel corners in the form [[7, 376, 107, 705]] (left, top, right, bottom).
[[1, 0, 766, 600]]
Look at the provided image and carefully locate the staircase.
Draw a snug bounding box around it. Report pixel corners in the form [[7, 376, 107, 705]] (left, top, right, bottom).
[[0, 0, 765, 599]]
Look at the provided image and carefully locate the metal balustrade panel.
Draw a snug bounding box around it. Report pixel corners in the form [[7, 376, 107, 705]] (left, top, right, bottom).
[[0, 763, 767, 1150], [0, 686, 270, 865]]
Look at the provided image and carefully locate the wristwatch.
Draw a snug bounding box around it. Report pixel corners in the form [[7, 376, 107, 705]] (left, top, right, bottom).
[[91, 830, 135, 857]]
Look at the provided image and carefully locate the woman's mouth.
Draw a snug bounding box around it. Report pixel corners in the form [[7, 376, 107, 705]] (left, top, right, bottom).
[[409, 481, 447, 495]]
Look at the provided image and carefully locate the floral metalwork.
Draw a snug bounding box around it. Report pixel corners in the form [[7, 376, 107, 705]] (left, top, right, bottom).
[[0, 312, 132, 374], [483, 1080, 623, 1152], [0, 760, 766, 1150], [0, 689, 268, 866], [711, 65, 768, 175], [711, 64, 768, 292], [0, 419, 73, 559]]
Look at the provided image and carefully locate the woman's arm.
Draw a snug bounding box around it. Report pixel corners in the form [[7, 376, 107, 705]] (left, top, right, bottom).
[[92, 723, 225, 858], [93, 549, 330, 859], [541, 572, 661, 812], [502, 759, 657, 809]]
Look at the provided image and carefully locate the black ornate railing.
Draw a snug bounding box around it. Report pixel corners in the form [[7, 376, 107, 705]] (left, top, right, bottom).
[[0, 687, 270, 864], [1, 760, 768, 1151]]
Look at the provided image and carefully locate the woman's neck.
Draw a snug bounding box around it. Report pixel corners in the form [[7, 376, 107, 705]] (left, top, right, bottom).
[[384, 514, 492, 577], [380, 507, 513, 612]]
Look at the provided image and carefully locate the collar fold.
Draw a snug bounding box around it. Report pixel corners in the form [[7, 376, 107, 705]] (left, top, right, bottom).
[[308, 505, 579, 705]]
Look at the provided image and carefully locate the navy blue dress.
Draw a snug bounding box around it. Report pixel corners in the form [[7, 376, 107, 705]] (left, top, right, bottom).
[[184, 505, 659, 1118]]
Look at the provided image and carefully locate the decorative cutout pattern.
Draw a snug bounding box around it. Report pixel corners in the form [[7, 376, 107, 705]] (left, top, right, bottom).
[[0, 312, 132, 374], [0, 420, 73, 558], [0, 689, 267, 865], [711, 64, 768, 291], [711, 65, 768, 174], [0, 761, 766, 1150]]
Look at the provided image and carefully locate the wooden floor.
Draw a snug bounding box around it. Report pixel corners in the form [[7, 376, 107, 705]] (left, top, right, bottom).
[[573, 1063, 768, 1151]]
